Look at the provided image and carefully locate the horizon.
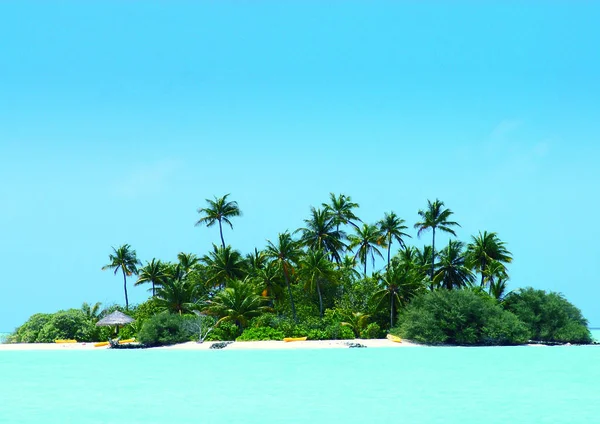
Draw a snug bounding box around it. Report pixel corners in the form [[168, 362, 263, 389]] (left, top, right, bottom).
[[1, 1, 599, 330]]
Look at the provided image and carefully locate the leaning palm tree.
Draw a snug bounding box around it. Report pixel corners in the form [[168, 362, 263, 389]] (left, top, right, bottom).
[[465, 231, 512, 288], [195, 194, 241, 248], [322, 193, 361, 231], [298, 249, 338, 317], [297, 207, 346, 263], [433, 240, 474, 290], [204, 279, 270, 329], [348, 224, 384, 276], [135, 258, 168, 297], [378, 211, 411, 267], [102, 244, 140, 310], [264, 231, 302, 322], [414, 199, 460, 281]]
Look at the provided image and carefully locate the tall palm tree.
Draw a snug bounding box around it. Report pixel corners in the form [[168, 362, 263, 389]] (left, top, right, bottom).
[[378, 212, 411, 267], [373, 264, 425, 328], [135, 258, 168, 297], [102, 244, 140, 310], [297, 207, 346, 263], [264, 231, 302, 322], [204, 279, 270, 329], [322, 193, 361, 231], [465, 231, 512, 287], [433, 240, 474, 290], [414, 199, 460, 281], [298, 249, 338, 317], [195, 194, 241, 248], [348, 224, 384, 276], [202, 244, 246, 288]]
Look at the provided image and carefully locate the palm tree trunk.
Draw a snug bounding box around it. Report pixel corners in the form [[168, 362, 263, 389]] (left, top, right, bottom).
[[364, 257, 367, 276], [316, 280, 323, 317], [430, 228, 436, 289], [480, 259, 486, 288], [218, 220, 226, 248], [387, 238, 392, 268], [390, 294, 394, 328], [122, 268, 129, 310], [283, 264, 297, 322], [152, 282, 155, 297]]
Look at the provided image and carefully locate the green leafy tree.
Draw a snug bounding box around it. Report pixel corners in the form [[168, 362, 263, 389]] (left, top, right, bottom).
[[195, 194, 241, 248], [202, 244, 246, 288], [297, 207, 346, 263], [322, 192, 361, 231], [414, 199, 460, 282], [252, 261, 284, 304], [155, 264, 204, 314], [102, 244, 141, 310], [341, 311, 370, 338], [378, 211, 411, 267], [135, 258, 168, 297], [265, 231, 302, 322], [348, 224, 384, 276], [433, 241, 474, 290], [466, 231, 513, 288], [204, 279, 270, 329], [298, 249, 338, 317]]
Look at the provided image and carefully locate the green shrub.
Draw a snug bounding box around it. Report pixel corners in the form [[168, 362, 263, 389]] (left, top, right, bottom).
[[205, 321, 240, 341], [360, 323, 382, 339], [11, 313, 53, 343], [137, 313, 191, 347], [395, 289, 530, 346], [36, 310, 98, 343], [237, 327, 285, 341], [503, 288, 592, 344]]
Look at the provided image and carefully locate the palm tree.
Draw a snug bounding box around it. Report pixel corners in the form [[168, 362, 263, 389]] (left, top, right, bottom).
[[466, 231, 512, 288], [373, 265, 425, 328], [81, 302, 102, 322], [155, 267, 203, 315], [341, 311, 370, 338], [177, 252, 200, 274], [264, 231, 302, 322], [322, 193, 361, 231], [297, 207, 346, 263], [298, 249, 338, 317], [204, 279, 270, 329], [485, 260, 510, 300], [245, 248, 267, 276], [433, 240, 474, 290], [348, 224, 384, 276], [195, 194, 241, 248], [252, 261, 284, 304], [378, 212, 411, 267], [135, 258, 167, 297], [102, 244, 140, 310], [414, 199, 460, 281], [202, 244, 246, 288]]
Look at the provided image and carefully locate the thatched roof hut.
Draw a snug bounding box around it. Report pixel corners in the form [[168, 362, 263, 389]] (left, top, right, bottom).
[[96, 311, 134, 327]]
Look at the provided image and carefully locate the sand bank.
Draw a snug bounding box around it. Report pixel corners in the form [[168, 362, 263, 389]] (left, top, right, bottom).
[[0, 338, 418, 351]]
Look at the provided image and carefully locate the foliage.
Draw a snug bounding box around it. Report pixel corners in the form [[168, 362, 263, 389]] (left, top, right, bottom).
[[195, 194, 241, 248], [102, 244, 141, 310], [360, 322, 382, 339], [36, 309, 98, 343], [395, 289, 530, 346], [503, 288, 592, 344], [137, 313, 192, 347], [183, 314, 217, 342], [205, 321, 240, 341], [204, 279, 270, 328], [10, 313, 53, 343], [237, 327, 285, 341]]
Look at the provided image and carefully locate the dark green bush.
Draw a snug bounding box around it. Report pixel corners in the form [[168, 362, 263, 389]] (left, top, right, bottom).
[[10, 313, 53, 343], [237, 327, 285, 341], [137, 313, 191, 347], [36, 309, 98, 343], [205, 321, 240, 341], [503, 288, 592, 344], [395, 289, 530, 346], [360, 322, 382, 339]]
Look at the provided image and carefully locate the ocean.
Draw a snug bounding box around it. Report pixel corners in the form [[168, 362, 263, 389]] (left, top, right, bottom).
[[0, 343, 599, 423]]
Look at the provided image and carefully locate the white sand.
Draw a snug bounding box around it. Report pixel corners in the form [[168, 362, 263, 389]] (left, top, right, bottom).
[[0, 338, 418, 351]]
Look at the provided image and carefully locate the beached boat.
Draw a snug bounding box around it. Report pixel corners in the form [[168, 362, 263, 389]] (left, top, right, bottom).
[[386, 334, 402, 343], [94, 338, 135, 348], [283, 337, 307, 342], [55, 339, 77, 343]]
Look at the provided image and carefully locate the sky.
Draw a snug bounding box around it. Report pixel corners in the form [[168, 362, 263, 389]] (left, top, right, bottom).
[[1, 1, 599, 331]]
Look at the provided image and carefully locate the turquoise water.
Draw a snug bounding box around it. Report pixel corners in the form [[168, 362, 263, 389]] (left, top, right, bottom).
[[1, 346, 599, 423]]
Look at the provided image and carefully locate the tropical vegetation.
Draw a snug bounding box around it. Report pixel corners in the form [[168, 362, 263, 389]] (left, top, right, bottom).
[[6, 194, 593, 346]]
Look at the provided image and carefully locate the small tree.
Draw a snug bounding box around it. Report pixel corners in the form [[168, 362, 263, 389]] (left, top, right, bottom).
[[184, 313, 217, 343]]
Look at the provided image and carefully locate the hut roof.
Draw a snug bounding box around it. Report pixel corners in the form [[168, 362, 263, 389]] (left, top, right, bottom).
[[96, 311, 135, 327]]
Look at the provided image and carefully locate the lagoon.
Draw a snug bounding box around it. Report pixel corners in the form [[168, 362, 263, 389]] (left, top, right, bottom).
[[1, 345, 599, 424]]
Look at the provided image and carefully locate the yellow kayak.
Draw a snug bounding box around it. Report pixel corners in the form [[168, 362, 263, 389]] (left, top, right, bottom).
[[119, 338, 135, 344], [283, 337, 307, 342], [94, 341, 109, 347], [386, 334, 402, 343], [55, 339, 77, 343]]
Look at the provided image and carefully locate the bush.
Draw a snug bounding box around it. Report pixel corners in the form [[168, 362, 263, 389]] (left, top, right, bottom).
[[503, 288, 592, 344], [36, 310, 98, 343], [237, 327, 285, 341], [395, 289, 530, 346], [137, 313, 191, 347], [10, 313, 53, 343], [205, 321, 240, 341], [360, 323, 382, 339]]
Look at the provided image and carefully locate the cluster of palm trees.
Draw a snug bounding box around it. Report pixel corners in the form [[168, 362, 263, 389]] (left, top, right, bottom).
[[102, 194, 513, 330]]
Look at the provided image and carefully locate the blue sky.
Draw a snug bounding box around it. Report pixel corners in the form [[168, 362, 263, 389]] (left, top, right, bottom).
[[1, 2, 599, 330]]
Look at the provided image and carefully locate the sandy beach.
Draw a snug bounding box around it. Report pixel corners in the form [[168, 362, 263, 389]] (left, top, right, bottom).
[[0, 338, 419, 351]]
